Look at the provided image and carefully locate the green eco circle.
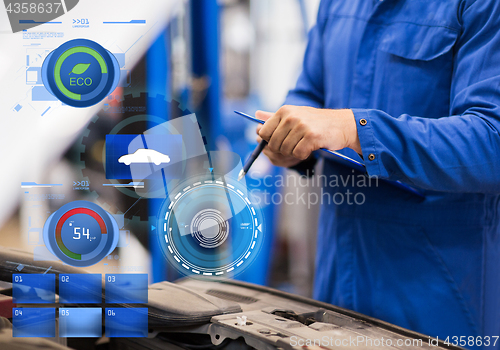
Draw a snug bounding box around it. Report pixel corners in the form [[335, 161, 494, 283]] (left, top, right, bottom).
[[54, 46, 108, 101]]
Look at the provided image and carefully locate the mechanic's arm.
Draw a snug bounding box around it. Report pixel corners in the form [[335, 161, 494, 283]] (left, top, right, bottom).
[[260, 1, 500, 193], [256, 2, 328, 172]]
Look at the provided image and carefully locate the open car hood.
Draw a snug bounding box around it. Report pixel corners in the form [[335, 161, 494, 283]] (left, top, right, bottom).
[[0, 247, 463, 350]]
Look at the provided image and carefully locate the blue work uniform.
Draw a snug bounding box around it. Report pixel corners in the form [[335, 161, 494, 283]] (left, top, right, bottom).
[[285, 0, 500, 347]]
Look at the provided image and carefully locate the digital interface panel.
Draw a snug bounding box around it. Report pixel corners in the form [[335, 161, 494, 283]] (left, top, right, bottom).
[[12, 273, 148, 338], [105, 308, 148, 338], [12, 274, 55, 304], [13, 308, 56, 338], [59, 308, 102, 338], [59, 274, 102, 303], [105, 274, 148, 304], [1, 0, 270, 343]]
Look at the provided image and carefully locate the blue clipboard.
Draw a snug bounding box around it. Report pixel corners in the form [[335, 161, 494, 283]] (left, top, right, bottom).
[[234, 111, 424, 198]]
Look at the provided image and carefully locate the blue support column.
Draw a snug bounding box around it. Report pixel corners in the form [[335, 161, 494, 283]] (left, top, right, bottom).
[[190, 0, 221, 149], [147, 28, 171, 283], [190, 1, 274, 285]]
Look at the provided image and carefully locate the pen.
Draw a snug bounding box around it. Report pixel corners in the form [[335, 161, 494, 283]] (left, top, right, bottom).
[[238, 139, 267, 181], [235, 111, 267, 181], [234, 110, 365, 169], [234, 110, 265, 125], [234, 110, 424, 197]]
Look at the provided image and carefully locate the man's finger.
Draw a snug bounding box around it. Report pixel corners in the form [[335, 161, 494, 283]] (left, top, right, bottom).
[[292, 138, 313, 160], [255, 110, 274, 121], [263, 146, 281, 158], [259, 111, 282, 142], [280, 125, 305, 156], [263, 147, 282, 162], [267, 121, 293, 153]]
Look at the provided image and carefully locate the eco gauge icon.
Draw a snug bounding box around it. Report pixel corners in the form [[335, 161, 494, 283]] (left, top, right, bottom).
[[42, 39, 120, 107]]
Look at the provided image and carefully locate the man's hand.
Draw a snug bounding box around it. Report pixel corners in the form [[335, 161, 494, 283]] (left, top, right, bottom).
[[256, 106, 361, 167], [255, 111, 303, 168]]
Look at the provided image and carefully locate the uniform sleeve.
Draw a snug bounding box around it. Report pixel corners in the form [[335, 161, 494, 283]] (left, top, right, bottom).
[[283, 2, 328, 175], [355, 0, 500, 193], [284, 2, 327, 108]]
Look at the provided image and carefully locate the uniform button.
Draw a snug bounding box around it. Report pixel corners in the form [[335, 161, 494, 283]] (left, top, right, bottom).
[[368, 153, 376, 161], [359, 119, 367, 126]]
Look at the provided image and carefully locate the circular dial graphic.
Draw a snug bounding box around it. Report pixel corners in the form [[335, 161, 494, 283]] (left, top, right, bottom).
[[157, 177, 264, 278], [42, 39, 120, 108], [43, 201, 119, 267]]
